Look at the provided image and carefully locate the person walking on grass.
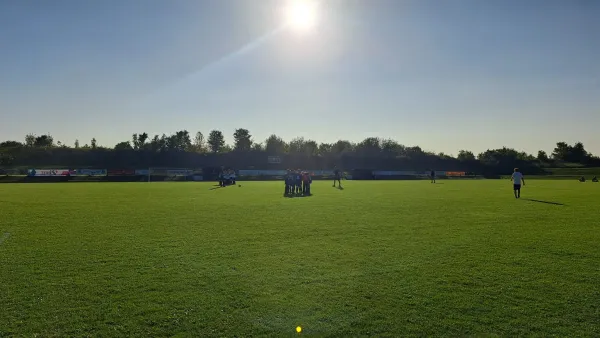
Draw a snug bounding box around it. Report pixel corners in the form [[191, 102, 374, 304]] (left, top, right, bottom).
[[333, 166, 342, 188], [511, 168, 525, 199], [430, 170, 436, 183]]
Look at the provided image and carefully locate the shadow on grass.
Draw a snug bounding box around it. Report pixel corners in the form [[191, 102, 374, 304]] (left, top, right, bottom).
[[333, 186, 344, 190], [522, 198, 565, 206], [284, 193, 313, 198]]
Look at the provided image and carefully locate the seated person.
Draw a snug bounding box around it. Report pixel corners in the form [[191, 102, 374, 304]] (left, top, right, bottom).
[[592, 176, 598, 182], [579, 176, 586, 182]]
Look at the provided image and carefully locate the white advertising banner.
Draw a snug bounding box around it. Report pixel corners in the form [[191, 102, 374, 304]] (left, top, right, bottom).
[[27, 169, 73, 176]]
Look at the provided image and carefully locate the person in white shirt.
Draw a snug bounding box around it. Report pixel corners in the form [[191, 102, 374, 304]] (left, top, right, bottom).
[[511, 168, 525, 199]]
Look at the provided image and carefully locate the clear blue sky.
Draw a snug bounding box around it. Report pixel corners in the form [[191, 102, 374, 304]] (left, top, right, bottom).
[[1, 0, 599, 155]]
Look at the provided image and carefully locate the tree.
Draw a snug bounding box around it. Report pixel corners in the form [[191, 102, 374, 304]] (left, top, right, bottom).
[[114, 141, 133, 150], [163, 131, 191, 151], [34, 134, 53, 148], [138, 133, 148, 149], [221, 144, 233, 153], [318, 143, 333, 156], [207, 130, 225, 153], [381, 139, 404, 157], [571, 142, 588, 163], [405, 146, 424, 158], [537, 150, 549, 162], [304, 140, 318, 156], [233, 128, 253, 152], [356, 137, 381, 155], [552, 142, 571, 162], [438, 152, 453, 159], [193, 131, 205, 152], [0, 141, 23, 148], [457, 150, 476, 161], [288, 137, 307, 154], [91, 138, 97, 149], [331, 140, 354, 154], [265, 134, 288, 153], [132, 134, 138, 149], [25, 134, 36, 147], [132, 133, 148, 150], [149, 134, 165, 152], [74, 139, 80, 149], [251, 143, 264, 152]]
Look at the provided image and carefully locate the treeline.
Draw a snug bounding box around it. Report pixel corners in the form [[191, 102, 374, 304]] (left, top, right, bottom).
[[1, 129, 599, 174]]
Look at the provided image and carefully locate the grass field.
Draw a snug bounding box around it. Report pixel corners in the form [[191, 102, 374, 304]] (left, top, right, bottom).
[[1, 180, 599, 337]]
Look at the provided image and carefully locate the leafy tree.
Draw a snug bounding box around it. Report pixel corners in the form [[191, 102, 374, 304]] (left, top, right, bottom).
[[571, 142, 588, 163], [193, 132, 205, 152], [91, 138, 97, 149], [34, 134, 53, 148], [318, 143, 333, 156], [132, 133, 148, 150], [233, 128, 253, 152], [288, 137, 307, 153], [25, 134, 36, 147], [457, 150, 476, 161], [331, 140, 354, 154], [221, 144, 233, 153], [114, 141, 133, 150], [404, 146, 424, 159], [537, 150, 549, 162], [148, 134, 165, 152], [74, 139, 80, 149], [0, 141, 23, 148], [251, 143, 264, 152], [138, 133, 148, 149], [304, 140, 318, 156], [552, 142, 571, 161], [356, 137, 381, 155], [265, 134, 288, 153], [551, 142, 588, 163], [287, 138, 318, 156], [207, 130, 225, 153], [165, 130, 192, 151], [132, 134, 139, 149], [381, 139, 404, 156]]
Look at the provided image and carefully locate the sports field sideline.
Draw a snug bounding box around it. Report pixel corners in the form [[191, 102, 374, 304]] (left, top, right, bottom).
[[1, 180, 599, 336]]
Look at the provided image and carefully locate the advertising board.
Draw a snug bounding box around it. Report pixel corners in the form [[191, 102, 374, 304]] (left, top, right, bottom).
[[27, 169, 73, 177], [76, 169, 107, 176]]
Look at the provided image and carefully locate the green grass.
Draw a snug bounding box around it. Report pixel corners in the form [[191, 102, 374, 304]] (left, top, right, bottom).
[[1, 181, 599, 337]]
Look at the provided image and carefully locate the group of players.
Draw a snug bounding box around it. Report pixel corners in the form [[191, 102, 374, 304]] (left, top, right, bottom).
[[284, 170, 313, 196], [283, 167, 343, 196], [218, 169, 237, 187]]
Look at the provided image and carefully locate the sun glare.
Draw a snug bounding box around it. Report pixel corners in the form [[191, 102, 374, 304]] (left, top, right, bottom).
[[286, 0, 318, 32]]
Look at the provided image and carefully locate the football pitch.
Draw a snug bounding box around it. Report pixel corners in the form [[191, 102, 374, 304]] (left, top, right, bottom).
[[1, 180, 599, 336]]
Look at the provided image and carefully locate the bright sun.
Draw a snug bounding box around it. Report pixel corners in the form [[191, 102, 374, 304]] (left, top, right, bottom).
[[285, 0, 318, 32]]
